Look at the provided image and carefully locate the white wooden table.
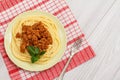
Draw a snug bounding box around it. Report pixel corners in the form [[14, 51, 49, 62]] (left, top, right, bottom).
[[1, 0, 120, 80]]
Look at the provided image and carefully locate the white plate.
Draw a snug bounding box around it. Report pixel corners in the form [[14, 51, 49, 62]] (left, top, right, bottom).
[[4, 10, 67, 71]]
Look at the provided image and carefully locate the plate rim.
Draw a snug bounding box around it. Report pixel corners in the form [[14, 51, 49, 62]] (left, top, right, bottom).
[[4, 10, 67, 71]]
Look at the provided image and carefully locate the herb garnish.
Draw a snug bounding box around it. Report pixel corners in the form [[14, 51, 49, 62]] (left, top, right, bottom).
[[27, 46, 46, 63]]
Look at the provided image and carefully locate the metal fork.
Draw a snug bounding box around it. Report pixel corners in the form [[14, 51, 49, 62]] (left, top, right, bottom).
[[56, 38, 82, 80]]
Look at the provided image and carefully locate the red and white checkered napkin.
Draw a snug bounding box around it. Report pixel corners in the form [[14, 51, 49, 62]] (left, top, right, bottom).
[[0, 0, 95, 80]]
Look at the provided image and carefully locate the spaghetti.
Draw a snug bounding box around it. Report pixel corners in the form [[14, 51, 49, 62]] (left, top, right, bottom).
[[11, 15, 61, 64]]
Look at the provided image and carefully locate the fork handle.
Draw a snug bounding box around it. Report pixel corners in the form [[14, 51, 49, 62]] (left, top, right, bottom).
[[57, 55, 73, 80]]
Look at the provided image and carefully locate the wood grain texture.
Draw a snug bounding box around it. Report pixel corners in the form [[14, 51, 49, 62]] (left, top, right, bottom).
[[1, 0, 120, 80], [64, 0, 120, 80]]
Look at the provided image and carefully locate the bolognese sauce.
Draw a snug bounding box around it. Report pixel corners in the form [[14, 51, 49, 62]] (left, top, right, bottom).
[[16, 22, 53, 53]]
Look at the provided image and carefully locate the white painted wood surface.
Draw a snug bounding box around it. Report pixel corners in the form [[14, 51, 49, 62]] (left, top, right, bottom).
[[1, 0, 120, 80], [65, 0, 120, 80]]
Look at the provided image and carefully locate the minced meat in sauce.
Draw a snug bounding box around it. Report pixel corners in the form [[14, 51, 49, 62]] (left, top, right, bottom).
[[16, 22, 53, 53]]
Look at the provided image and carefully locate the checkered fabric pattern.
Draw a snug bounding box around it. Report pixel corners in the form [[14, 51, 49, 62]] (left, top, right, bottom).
[[0, 0, 95, 80]]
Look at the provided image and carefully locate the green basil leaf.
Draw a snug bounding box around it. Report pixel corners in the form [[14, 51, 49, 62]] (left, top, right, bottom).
[[27, 46, 46, 63], [27, 46, 35, 56], [40, 51, 46, 55], [31, 56, 39, 63], [34, 47, 40, 54]]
